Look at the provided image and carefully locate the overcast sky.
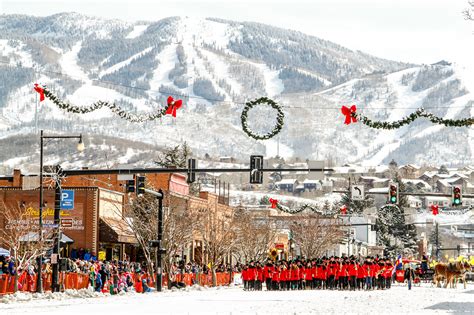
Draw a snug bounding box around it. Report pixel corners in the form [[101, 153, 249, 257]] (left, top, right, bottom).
[[1, 0, 473, 66]]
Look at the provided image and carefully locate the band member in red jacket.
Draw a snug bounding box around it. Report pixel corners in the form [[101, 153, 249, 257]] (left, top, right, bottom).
[[304, 262, 313, 289], [247, 262, 256, 291], [348, 260, 358, 291], [280, 264, 289, 290], [263, 260, 274, 291], [357, 261, 366, 290], [256, 262, 264, 291], [384, 259, 393, 289], [327, 258, 337, 290], [242, 265, 249, 291], [271, 265, 280, 291]]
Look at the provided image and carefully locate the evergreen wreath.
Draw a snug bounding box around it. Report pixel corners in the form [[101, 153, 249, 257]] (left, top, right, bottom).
[[241, 97, 284, 140], [341, 105, 473, 129], [36, 85, 172, 123]]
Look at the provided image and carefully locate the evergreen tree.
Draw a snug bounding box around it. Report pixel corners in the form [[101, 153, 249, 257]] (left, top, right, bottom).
[[339, 188, 375, 215], [154, 142, 191, 168], [376, 174, 418, 257]]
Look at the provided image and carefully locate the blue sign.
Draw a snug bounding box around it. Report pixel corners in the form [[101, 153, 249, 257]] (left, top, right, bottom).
[[60, 190, 74, 210]]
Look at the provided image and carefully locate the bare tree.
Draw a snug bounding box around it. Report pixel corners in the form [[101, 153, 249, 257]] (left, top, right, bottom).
[[463, 1, 474, 20], [0, 202, 49, 291], [290, 213, 344, 258], [125, 193, 197, 287], [232, 207, 280, 263], [195, 204, 236, 286]]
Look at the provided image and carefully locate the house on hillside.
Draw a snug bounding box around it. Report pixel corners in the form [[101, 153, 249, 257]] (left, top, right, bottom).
[[402, 179, 432, 192], [436, 177, 467, 194], [302, 179, 321, 192], [398, 164, 421, 179], [275, 179, 298, 193]]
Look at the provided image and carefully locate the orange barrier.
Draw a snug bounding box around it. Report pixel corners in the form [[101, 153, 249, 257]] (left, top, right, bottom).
[[0, 271, 234, 295]]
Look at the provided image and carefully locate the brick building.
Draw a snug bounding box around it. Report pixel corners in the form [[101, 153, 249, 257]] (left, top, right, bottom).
[[0, 169, 234, 264]]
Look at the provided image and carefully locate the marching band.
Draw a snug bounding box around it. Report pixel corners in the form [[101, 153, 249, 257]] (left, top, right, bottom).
[[241, 256, 394, 291]]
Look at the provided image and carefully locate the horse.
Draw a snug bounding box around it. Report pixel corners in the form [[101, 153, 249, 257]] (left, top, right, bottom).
[[452, 261, 471, 289], [434, 261, 470, 288]]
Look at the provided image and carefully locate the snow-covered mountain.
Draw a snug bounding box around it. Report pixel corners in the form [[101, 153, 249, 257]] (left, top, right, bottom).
[[0, 13, 472, 171]]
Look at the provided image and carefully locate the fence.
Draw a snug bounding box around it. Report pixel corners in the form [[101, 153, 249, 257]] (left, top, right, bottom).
[[0, 271, 235, 295]]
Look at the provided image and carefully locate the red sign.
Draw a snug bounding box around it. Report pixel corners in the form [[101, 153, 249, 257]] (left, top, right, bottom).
[[275, 243, 285, 249], [61, 218, 73, 228]]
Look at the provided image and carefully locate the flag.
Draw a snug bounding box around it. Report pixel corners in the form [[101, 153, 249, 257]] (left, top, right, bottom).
[[392, 254, 402, 276]]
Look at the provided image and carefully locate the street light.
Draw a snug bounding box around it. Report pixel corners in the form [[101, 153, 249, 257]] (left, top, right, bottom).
[[37, 130, 84, 293]]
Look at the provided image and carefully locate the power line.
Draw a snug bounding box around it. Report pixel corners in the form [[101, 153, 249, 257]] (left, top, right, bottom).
[[1, 59, 470, 110]]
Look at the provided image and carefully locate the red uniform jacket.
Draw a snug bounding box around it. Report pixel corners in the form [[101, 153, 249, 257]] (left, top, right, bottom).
[[272, 269, 280, 282], [348, 263, 358, 277], [257, 267, 264, 282]]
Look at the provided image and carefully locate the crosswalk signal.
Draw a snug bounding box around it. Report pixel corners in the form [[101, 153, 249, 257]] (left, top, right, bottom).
[[136, 176, 146, 196], [388, 182, 399, 204], [452, 185, 462, 206], [126, 179, 135, 193], [250, 155, 263, 184]]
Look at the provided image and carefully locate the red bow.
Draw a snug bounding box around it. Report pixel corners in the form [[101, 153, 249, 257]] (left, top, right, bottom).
[[166, 96, 183, 117], [269, 198, 278, 209], [340, 205, 347, 215], [341, 105, 357, 125], [431, 205, 439, 216], [34, 83, 45, 102]]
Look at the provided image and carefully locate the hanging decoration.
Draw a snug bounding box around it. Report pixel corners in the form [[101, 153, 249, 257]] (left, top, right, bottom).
[[341, 105, 357, 125], [241, 97, 284, 140], [33, 84, 182, 123], [274, 202, 324, 215], [34, 84, 45, 102], [431, 205, 439, 216], [269, 198, 279, 209], [340, 105, 473, 128], [340, 205, 347, 215], [165, 96, 183, 118]]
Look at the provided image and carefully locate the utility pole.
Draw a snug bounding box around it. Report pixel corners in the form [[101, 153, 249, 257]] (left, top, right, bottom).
[[52, 164, 61, 292], [157, 189, 164, 292], [145, 188, 165, 292], [435, 222, 439, 261]]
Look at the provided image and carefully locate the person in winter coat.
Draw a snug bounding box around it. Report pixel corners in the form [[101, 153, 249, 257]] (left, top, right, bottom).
[[404, 265, 416, 290], [95, 272, 102, 292]]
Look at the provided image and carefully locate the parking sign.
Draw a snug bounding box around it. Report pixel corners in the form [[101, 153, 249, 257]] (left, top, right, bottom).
[[60, 190, 74, 210]]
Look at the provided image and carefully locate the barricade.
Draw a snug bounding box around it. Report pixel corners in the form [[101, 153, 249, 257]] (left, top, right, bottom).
[[0, 271, 235, 295]]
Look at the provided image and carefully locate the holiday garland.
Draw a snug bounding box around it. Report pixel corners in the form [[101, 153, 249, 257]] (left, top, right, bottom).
[[275, 202, 325, 215], [34, 84, 183, 122], [241, 97, 284, 140], [341, 105, 473, 129]]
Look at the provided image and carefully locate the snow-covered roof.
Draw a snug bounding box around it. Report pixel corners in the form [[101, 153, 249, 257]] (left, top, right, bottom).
[[360, 176, 383, 181], [402, 179, 432, 190], [437, 177, 464, 187], [424, 196, 450, 201], [303, 179, 320, 184], [368, 187, 388, 193], [407, 195, 422, 203], [276, 179, 297, 185], [399, 164, 420, 170]]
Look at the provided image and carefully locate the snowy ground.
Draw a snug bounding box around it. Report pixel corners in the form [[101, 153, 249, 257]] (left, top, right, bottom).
[[1, 283, 473, 314]]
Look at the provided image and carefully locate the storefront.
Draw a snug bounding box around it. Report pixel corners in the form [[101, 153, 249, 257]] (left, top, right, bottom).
[[0, 186, 137, 261]]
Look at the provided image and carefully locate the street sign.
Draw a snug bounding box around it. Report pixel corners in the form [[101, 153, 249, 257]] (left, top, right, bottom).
[[43, 223, 59, 228], [118, 174, 134, 181], [61, 218, 73, 228], [60, 190, 74, 210], [51, 254, 58, 264], [351, 185, 364, 201]]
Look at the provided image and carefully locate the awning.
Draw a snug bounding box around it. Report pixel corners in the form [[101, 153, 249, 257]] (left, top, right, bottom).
[[99, 217, 137, 244], [19, 232, 74, 244], [0, 247, 10, 256]]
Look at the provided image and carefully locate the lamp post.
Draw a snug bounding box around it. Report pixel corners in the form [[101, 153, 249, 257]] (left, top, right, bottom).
[[37, 130, 84, 293]]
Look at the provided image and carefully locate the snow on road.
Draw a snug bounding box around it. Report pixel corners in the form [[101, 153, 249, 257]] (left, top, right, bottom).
[[2, 283, 472, 315]]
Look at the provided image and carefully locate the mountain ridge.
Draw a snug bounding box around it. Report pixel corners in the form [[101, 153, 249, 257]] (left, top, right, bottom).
[[0, 13, 472, 171]]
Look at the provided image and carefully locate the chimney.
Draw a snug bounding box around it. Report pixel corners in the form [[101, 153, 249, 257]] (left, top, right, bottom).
[[13, 169, 22, 187]]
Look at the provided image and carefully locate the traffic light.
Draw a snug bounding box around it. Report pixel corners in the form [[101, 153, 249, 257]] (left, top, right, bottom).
[[136, 176, 145, 196], [452, 185, 462, 206], [125, 179, 135, 193], [388, 182, 399, 204], [250, 155, 263, 184], [187, 158, 196, 183], [431, 204, 439, 216]]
